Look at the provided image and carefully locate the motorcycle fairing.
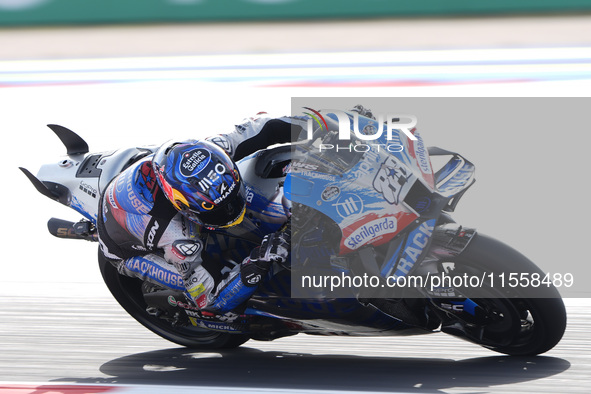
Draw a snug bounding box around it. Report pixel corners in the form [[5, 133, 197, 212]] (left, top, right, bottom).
[[380, 219, 436, 278], [428, 147, 476, 201], [23, 124, 156, 224], [248, 265, 409, 331], [289, 110, 475, 254]]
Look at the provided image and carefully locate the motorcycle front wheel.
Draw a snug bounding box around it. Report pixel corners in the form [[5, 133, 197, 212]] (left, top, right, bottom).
[[440, 234, 567, 356], [98, 250, 250, 349]]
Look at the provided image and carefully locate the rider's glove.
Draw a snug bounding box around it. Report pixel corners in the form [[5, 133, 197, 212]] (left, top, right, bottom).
[[240, 229, 290, 287], [252, 231, 290, 265]]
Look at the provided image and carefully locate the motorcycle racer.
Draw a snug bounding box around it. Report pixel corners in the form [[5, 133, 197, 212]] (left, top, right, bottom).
[[97, 113, 304, 317], [20, 102, 568, 356]]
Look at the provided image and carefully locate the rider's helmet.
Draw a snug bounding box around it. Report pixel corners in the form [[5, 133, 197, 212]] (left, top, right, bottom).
[[152, 140, 246, 229]]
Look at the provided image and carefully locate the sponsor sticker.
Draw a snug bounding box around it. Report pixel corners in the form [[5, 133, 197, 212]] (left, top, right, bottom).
[[131, 244, 148, 252], [168, 295, 201, 311], [188, 283, 206, 299], [321, 186, 340, 202], [79, 181, 98, 199], [126, 258, 184, 289], [198, 320, 240, 332], [345, 216, 398, 250], [413, 133, 432, 175], [208, 136, 233, 154], [246, 274, 262, 285], [390, 220, 435, 278], [180, 149, 211, 177], [291, 161, 319, 172], [196, 294, 208, 308], [333, 193, 364, 218], [413, 196, 431, 213], [373, 156, 415, 205], [173, 240, 200, 256]]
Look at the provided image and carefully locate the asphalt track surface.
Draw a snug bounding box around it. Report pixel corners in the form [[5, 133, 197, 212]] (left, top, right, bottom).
[[0, 293, 588, 393]]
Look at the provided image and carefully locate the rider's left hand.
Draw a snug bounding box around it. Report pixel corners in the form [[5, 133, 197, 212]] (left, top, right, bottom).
[[251, 230, 290, 265]]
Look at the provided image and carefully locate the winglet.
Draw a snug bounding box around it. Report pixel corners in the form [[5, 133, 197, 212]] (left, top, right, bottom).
[[19, 167, 69, 205], [47, 124, 89, 155]]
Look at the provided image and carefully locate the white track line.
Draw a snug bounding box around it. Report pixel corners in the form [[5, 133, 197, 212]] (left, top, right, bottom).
[[0, 47, 590, 86]]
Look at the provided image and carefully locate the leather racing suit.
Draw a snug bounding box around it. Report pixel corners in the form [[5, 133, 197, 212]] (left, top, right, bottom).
[[97, 114, 304, 314]]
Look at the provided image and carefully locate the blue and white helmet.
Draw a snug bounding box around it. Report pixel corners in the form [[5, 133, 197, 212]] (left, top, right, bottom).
[[152, 140, 246, 228]]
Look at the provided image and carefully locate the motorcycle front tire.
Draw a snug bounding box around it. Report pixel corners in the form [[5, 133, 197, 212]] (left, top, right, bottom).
[[450, 234, 567, 356]]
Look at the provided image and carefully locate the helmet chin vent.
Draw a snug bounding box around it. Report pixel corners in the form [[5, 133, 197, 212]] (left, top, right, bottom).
[[175, 200, 190, 210]]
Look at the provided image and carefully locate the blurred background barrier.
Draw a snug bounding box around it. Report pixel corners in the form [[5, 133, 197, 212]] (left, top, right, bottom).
[[1, 0, 591, 26]]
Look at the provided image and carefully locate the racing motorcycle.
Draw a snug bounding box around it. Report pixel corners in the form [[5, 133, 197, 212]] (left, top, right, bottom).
[[20, 111, 566, 356]]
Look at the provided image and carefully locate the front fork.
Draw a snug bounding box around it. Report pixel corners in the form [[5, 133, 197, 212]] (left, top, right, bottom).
[[357, 220, 483, 329], [420, 221, 488, 325]]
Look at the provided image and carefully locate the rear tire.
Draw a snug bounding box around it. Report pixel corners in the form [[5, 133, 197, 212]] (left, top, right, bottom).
[[446, 234, 566, 356], [98, 251, 249, 349]]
